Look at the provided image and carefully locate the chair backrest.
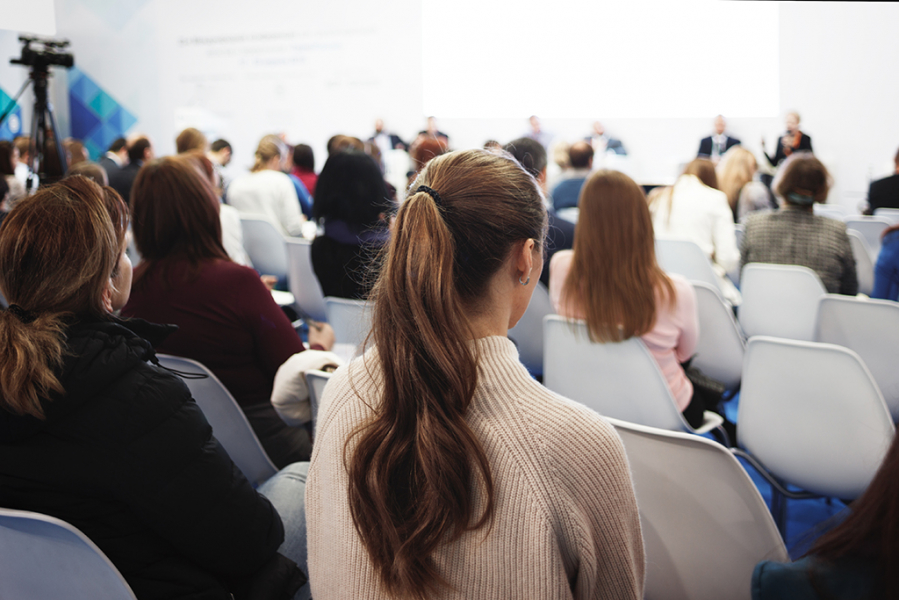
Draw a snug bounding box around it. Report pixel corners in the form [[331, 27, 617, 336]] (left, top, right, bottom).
[[0, 508, 137, 600], [507, 282, 554, 376], [845, 216, 892, 260], [543, 316, 687, 431], [304, 369, 332, 431], [156, 355, 277, 487], [815, 294, 899, 421], [873, 207, 899, 225], [847, 230, 875, 295], [608, 419, 787, 600], [239, 214, 288, 280], [691, 281, 745, 390], [738, 263, 826, 341], [738, 336, 894, 499], [813, 203, 850, 221], [325, 297, 372, 352], [284, 237, 328, 322], [655, 238, 722, 293]]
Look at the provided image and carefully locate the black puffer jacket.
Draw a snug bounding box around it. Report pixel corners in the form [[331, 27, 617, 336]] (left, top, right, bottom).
[[0, 317, 289, 599]]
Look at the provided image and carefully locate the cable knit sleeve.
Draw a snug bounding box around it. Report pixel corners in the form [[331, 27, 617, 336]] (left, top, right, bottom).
[[554, 410, 645, 600]]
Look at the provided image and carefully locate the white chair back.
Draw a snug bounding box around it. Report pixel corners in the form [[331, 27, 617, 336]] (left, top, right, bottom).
[[543, 316, 721, 434], [847, 230, 875, 295], [691, 281, 744, 390], [284, 237, 328, 322], [0, 508, 137, 599], [304, 369, 332, 431], [815, 294, 899, 421], [507, 282, 554, 376], [156, 355, 277, 487], [609, 419, 787, 600], [738, 336, 894, 499], [738, 263, 826, 341], [239, 215, 288, 281], [325, 297, 372, 352], [873, 207, 899, 225], [813, 203, 850, 221], [845, 216, 892, 260], [655, 238, 722, 294]]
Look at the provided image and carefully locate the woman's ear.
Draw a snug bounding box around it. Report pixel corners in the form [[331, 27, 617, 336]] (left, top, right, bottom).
[[515, 239, 535, 282], [101, 280, 114, 313]]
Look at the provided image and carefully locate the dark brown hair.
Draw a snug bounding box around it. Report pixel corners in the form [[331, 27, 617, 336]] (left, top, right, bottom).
[[65, 161, 109, 186], [683, 158, 719, 190], [562, 170, 675, 342], [175, 127, 208, 154], [0, 141, 16, 176], [568, 140, 595, 169], [348, 149, 547, 599], [0, 177, 120, 417], [776, 155, 830, 205], [129, 157, 229, 289], [807, 431, 899, 596]]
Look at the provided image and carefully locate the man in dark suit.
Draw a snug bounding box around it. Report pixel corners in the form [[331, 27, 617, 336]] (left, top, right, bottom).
[[368, 118, 407, 153], [98, 137, 128, 178], [865, 147, 899, 215], [698, 115, 740, 161], [586, 121, 626, 155], [109, 137, 153, 201]]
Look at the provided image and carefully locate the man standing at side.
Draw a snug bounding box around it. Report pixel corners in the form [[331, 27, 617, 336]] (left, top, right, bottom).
[[109, 136, 153, 201], [698, 115, 740, 163], [99, 137, 128, 177], [865, 147, 899, 214], [551, 141, 594, 211]]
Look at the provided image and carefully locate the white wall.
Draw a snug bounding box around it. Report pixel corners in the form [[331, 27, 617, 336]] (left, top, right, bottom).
[[4, 1, 895, 209]]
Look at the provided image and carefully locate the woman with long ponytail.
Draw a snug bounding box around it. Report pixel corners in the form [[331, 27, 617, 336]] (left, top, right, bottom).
[[306, 149, 645, 599]]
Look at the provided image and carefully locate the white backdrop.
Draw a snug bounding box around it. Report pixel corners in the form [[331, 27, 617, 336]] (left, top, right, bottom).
[[0, 0, 894, 208]]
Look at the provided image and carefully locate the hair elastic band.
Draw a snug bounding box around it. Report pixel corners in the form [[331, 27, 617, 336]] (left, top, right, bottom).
[[416, 185, 443, 208], [787, 192, 815, 206], [7, 304, 37, 324]]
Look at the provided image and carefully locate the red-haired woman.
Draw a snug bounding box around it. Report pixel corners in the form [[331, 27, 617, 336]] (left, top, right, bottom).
[[0, 177, 304, 599], [550, 169, 724, 431], [122, 157, 334, 468], [306, 149, 644, 599]]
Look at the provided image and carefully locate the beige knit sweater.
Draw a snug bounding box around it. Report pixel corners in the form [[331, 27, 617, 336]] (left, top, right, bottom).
[[306, 336, 645, 599]]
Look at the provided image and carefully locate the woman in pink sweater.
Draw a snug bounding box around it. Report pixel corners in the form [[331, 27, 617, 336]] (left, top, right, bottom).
[[549, 170, 711, 429], [306, 150, 644, 599]]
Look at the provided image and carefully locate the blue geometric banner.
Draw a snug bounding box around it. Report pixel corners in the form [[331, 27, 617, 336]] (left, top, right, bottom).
[[0, 87, 23, 141], [68, 66, 137, 159]]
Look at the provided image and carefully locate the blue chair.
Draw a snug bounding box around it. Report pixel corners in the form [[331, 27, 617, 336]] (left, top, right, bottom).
[[0, 507, 137, 599]]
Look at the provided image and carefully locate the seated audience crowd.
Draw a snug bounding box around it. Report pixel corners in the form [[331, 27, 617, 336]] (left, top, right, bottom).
[[0, 116, 897, 600]]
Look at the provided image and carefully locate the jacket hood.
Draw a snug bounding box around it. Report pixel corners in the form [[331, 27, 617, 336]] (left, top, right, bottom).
[[0, 317, 177, 442]]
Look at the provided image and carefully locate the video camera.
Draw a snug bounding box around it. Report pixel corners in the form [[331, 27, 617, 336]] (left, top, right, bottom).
[[10, 35, 74, 71]]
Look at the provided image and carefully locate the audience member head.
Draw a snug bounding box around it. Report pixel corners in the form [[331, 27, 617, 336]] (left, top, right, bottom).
[[776, 155, 830, 206], [717, 146, 757, 212], [552, 141, 571, 171], [130, 157, 228, 284], [251, 135, 287, 173], [786, 111, 801, 134], [176, 127, 208, 154], [410, 136, 449, 174], [0, 141, 17, 176], [13, 136, 30, 165], [313, 150, 389, 229], [682, 158, 719, 190], [503, 137, 547, 182], [65, 161, 109, 186], [178, 150, 219, 190], [0, 176, 128, 417], [127, 137, 154, 165], [483, 140, 502, 150], [64, 139, 89, 167], [41, 136, 65, 182], [108, 137, 127, 156], [563, 170, 673, 343], [714, 115, 726, 135], [351, 149, 547, 599], [328, 134, 365, 156], [568, 141, 595, 170], [209, 139, 232, 167], [0, 176, 9, 210], [292, 144, 315, 172]]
